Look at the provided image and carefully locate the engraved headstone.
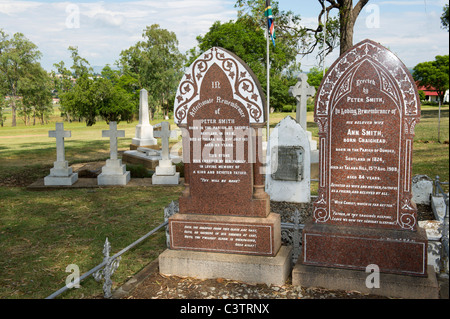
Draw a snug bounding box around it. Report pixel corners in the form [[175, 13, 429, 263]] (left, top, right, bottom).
[[44, 122, 78, 186], [159, 47, 291, 286], [97, 122, 130, 186], [266, 116, 311, 203], [300, 39, 428, 277]]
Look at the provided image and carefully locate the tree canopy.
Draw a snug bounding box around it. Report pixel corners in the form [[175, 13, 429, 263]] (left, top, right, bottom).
[[0, 29, 44, 126], [189, 16, 298, 111], [413, 55, 450, 105], [119, 24, 185, 119]]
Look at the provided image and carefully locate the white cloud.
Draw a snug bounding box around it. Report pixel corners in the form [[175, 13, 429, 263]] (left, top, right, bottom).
[[0, 0, 237, 71]]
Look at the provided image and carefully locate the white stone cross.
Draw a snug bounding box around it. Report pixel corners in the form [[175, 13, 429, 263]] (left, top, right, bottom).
[[49, 122, 71, 162], [289, 73, 316, 130], [102, 122, 125, 160], [153, 122, 177, 161]]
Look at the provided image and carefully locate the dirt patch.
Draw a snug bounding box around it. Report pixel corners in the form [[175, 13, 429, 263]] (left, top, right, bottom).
[[119, 261, 387, 300]]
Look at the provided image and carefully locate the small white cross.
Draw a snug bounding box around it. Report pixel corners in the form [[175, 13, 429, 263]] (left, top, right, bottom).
[[49, 122, 71, 162], [289, 73, 316, 130], [154, 122, 177, 161], [102, 122, 125, 160]]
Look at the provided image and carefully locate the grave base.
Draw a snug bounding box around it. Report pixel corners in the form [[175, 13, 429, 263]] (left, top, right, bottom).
[[159, 246, 292, 286], [152, 172, 180, 185], [44, 173, 78, 186], [97, 172, 131, 186], [292, 263, 439, 299], [302, 221, 428, 276]]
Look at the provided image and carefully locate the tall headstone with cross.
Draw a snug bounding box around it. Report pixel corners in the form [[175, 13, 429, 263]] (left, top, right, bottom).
[[97, 121, 130, 186], [131, 89, 157, 149], [44, 122, 78, 186], [152, 121, 180, 185]]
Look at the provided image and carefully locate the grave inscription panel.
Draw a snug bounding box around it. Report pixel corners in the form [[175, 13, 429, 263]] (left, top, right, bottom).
[[314, 39, 421, 231]]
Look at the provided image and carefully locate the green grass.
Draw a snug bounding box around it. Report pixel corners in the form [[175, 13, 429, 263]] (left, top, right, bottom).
[[0, 105, 448, 299], [0, 187, 182, 299]]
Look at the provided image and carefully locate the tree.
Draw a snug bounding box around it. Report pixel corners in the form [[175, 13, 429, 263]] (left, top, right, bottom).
[[190, 17, 298, 111], [119, 24, 185, 119], [0, 29, 42, 126], [413, 55, 450, 106], [235, 0, 370, 58], [19, 62, 53, 125], [413, 55, 450, 142], [59, 48, 135, 126], [442, 4, 449, 31]]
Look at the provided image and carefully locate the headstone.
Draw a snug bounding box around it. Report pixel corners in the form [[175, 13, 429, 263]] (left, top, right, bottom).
[[131, 89, 157, 148], [412, 175, 433, 205], [266, 116, 311, 203], [152, 122, 180, 185], [300, 39, 429, 277], [97, 121, 131, 185], [159, 47, 291, 286], [44, 123, 78, 186]]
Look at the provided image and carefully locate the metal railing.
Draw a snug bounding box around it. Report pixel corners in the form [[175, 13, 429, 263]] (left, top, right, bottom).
[[46, 221, 168, 299]]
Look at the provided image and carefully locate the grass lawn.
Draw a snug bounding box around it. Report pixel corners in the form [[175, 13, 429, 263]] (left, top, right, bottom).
[[0, 104, 448, 299]]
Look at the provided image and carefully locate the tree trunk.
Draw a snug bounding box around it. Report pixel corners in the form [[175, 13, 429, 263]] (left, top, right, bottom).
[[339, 0, 355, 55], [339, 0, 370, 55]]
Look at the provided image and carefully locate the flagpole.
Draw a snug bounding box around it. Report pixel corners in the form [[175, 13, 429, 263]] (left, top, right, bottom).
[[266, 28, 270, 140], [265, 28, 270, 190]]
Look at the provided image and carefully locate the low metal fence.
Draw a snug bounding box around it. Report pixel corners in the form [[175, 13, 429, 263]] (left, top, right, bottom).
[[45, 221, 167, 299]]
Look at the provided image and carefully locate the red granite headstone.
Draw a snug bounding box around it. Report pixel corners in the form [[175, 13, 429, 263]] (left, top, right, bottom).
[[302, 39, 428, 276], [170, 47, 280, 256]]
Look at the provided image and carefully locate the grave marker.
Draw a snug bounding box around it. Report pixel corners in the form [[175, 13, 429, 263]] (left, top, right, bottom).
[[289, 73, 316, 130], [131, 89, 157, 148], [266, 116, 311, 203], [44, 122, 78, 186], [97, 121, 130, 186], [300, 39, 428, 277], [159, 47, 290, 286], [152, 122, 180, 185]]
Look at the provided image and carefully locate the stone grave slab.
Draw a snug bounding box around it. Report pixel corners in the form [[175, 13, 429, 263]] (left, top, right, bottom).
[[266, 116, 311, 203]]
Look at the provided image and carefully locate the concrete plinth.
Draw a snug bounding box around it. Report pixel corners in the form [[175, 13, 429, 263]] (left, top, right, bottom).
[[292, 262, 440, 299], [159, 245, 292, 286], [97, 159, 130, 186], [44, 173, 78, 186], [152, 172, 180, 185]]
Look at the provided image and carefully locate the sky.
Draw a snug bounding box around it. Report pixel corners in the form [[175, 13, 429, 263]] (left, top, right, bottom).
[[0, 0, 448, 72]]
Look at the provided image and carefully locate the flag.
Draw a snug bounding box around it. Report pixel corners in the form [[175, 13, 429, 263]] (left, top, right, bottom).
[[264, 0, 275, 46]]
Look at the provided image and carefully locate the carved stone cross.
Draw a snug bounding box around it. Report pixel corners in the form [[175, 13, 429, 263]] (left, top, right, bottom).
[[153, 122, 177, 161], [102, 122, 125, 161], [49, 122, 71, 162], [289, 73, 316, 130]]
